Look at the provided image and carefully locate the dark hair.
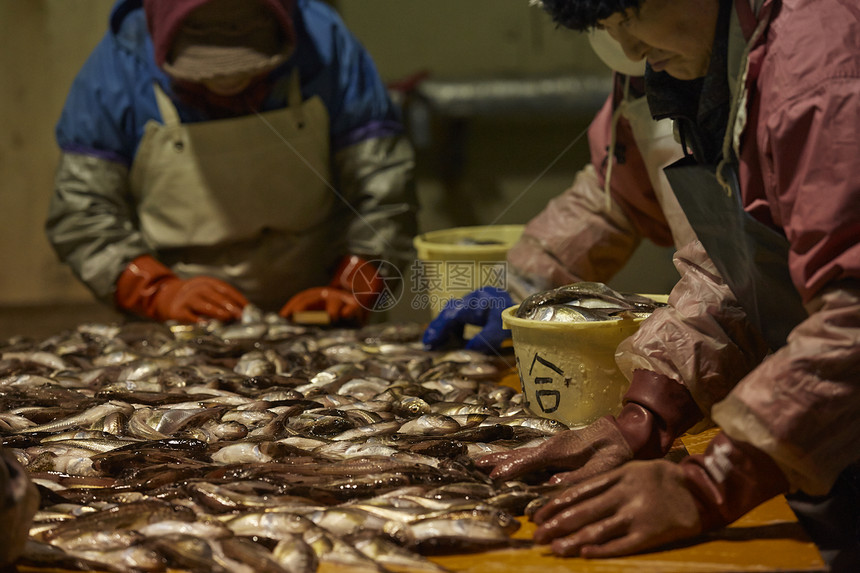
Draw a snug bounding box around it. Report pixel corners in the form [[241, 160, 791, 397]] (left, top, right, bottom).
[[536, 0, 643, 31]]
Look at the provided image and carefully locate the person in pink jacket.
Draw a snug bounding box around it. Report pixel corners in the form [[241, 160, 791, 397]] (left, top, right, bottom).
[[477, 0, 860, 567]]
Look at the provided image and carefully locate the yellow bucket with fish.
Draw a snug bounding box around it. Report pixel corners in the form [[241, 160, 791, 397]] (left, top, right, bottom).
[[413, 224, 524, 317], [502, 291, 668, 428]]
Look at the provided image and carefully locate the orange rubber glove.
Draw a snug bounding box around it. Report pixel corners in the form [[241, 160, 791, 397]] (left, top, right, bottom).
[[279, 255, 384, 324], [115, 255, 247, 323]]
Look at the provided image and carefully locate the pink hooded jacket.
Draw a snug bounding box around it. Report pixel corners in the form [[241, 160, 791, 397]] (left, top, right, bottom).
[[618, 0, 860, 495]]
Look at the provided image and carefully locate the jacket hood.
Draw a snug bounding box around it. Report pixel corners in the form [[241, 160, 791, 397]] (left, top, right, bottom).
[[142, 0, 296, 72]]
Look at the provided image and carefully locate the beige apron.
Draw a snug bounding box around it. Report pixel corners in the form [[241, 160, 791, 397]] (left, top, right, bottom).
[[129, 72, 339, 310], [619, 94, 696, 250]]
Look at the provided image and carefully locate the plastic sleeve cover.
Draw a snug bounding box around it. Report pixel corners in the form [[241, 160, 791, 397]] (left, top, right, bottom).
[[47, 152, 151, 302], [506, 165, 639, 289], [712, 284, 860, 495], [333, 135, 418, 274]]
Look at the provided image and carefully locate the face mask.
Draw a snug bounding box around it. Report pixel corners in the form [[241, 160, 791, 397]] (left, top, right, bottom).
[[587, 28, 646, 77], [172, 74, 271, 119]]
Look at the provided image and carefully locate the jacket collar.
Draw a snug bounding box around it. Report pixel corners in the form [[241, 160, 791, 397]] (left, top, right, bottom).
[[644, 0, 734, 163]]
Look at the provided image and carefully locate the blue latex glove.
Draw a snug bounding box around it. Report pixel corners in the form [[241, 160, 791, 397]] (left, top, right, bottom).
[[423, 287, 514, 353]]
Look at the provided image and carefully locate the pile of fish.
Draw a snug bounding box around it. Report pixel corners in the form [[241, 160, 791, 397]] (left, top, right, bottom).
[[1, 306, 566, 572], [515, 282, 665, 323]]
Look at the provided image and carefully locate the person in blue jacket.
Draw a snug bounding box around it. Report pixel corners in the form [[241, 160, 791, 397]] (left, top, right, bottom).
[[47, 0, 417, 325]]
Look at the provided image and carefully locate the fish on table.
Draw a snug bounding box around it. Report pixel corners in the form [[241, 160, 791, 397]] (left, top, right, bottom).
[[0, 306, 582, 572]]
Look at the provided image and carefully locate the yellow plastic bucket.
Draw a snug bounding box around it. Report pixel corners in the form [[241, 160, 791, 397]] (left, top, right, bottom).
[[413, 225, 524, 317], [502, 295, 667, 428]]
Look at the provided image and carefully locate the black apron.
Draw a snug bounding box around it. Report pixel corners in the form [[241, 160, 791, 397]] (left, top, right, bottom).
[[663, 155, 807, 351]]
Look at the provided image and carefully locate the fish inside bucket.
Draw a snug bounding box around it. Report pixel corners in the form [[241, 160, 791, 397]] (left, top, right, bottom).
[[503, 283, 667, 428]]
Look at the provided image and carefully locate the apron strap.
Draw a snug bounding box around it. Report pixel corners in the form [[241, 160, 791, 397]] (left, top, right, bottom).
[[603, 75, 632, 212], [287, 69, 306, 128], [267, 69, 307, 128], [734, 0, 760, 39], [718, 0, 773, 194], [153, 83, 182, 128]]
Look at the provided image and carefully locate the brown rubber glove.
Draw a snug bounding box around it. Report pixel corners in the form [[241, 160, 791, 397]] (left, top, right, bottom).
[[614, 369, 704, 460], [115, 255, 247, 323], [280, 255, 384, 324], [530, 433, 790, 558], [476, 370, 702, 485], [476, 416, 635, 485], [1, 448, 39, 566]]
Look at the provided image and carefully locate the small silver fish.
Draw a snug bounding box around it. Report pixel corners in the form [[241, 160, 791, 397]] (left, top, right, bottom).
[[398, 414, 461, 436]]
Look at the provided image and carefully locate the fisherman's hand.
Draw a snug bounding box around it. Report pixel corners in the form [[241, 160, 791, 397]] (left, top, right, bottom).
[[280, 287, 365, 323], [1, 448, 39, 566], [152, 276, 247, 323], [531, 433, 790, 558], [422, 287, 514, 353], [532, 460, 702, 557], [115, 255, 247, 323], [280, 255, 384, 325], [476, 416, 633, 484], [478, 371, 702, 484]]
